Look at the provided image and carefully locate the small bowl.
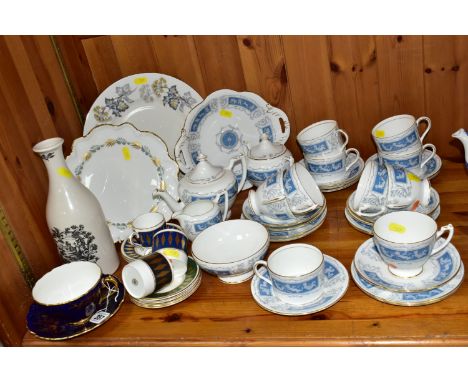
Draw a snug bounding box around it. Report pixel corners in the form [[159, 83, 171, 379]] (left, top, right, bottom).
[[191, 220, 270, 283]]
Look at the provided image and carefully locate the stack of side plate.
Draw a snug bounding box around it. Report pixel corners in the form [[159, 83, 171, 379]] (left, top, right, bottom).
[[129, 257, 201, 309], [241, 199, 327, 242], [345, 188, 441, 235], [351, 238, 464, 306]]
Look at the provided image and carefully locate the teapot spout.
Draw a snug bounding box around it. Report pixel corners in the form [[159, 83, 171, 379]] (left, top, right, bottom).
[[452, 128, 468, 168], [153, 190, 184, 212]]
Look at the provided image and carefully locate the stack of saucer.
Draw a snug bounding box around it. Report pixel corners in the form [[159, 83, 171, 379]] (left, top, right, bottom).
[[242, 199, 327, 242], [297, 120, 364, 191], [129, 257, 201, 309], [351, 211, 463, 306]]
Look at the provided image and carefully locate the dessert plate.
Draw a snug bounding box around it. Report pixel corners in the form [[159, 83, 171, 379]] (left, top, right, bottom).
[[66, 123, 179, 242], [367, 149, 442, 180], [352, 261, 464, 306], [27, 275, 124, 340], [354, 238, 461, 292], [83, 73, 203, 158], [251, 255, 348, 316], [175, 89, 290, 186], [301, 154, 364, 192]]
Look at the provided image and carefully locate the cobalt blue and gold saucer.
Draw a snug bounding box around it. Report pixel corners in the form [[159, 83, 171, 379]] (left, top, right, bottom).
[[26, 275, 125, 341]]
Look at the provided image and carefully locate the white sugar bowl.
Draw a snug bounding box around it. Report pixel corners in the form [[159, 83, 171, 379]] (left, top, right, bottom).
[[246, 133, 294, 187]]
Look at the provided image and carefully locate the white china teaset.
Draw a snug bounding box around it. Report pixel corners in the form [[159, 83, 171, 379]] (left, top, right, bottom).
[[28, 72, 461, 339]]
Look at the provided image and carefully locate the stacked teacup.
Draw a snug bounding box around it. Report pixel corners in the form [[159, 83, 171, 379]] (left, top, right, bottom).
[[242, 162, 327, 242], [371, 114, 437, 178], [297, 120, 363, 192]]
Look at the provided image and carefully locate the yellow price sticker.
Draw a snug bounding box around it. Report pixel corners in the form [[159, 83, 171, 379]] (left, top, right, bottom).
[[133, 77, 148, 85], [161, 248, 179, 258], [375, 130, 385, 138], [219, 109, 233, 118], [122, 147, 131, 161], [407, 172, 421, 182], [56, 167, 73, 179], [388, 222, 406, 234]]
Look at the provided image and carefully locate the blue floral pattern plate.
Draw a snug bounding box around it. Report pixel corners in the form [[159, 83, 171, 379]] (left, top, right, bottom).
[[300, 154, 364, 192], [354, 238, 461, 292], [27, 275, 125, 341], [352, 260, 464, 306], [83, 73, 203, 159], [251, 255, 348, 316], [367, 149, 442, 180], [175, 89, 290, 188]]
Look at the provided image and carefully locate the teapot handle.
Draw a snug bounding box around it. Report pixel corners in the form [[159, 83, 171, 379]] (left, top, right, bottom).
[[227, 153, 247, 193], [214, 190, 229, 221], [266, 105, 290, 143]]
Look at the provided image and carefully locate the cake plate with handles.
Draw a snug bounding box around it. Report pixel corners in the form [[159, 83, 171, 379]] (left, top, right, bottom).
[[66, 123, 179, 242], [175, 89, 290, 189], [83, 73, 203, 159]]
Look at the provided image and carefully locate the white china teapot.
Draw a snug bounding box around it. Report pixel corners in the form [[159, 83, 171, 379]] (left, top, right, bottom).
[[154, 190, 228, 241], [172, 153, 247, 211]]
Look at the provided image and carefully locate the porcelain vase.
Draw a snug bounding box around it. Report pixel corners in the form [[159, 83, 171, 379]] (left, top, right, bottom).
[[33, 137, 119, 274]]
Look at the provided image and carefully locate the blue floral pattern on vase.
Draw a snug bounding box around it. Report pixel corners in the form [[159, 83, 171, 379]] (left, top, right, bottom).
[[377, 131, 418, 152]]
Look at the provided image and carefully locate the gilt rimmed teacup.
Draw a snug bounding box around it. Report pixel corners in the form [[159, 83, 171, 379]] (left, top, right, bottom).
[[297, 120, 349, 157], [372, 114, 431, 154], [304, 147, 360, 181], [30, 261, 119, 325], [353, 160, 389, 217], [373, 211, 454, 278], [254, 244, 325, 305], [122, 252, 174, 298], [386, 164, 431, 210], [128, 212, 166, 256], [379, 143, 436, 177]]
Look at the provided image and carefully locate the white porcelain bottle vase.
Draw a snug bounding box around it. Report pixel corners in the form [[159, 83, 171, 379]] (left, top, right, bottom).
[[33, 137, 119, 274]]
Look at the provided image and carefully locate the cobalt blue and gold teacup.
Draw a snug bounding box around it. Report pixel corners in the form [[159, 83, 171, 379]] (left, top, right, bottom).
[[254, 244, 325, 305], [27, 262, 120, 330], [128, 212, 166, 256], [373, 211, 454, 278]]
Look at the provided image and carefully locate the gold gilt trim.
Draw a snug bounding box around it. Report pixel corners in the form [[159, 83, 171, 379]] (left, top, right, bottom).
[[49, 36, 84, 126], [0, 205, 36, 289]]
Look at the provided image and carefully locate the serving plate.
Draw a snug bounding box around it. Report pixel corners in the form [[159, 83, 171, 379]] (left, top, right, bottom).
[[175, 89, 290, 187], [83, 73, 203, 158], [66, 123, 179, 242]]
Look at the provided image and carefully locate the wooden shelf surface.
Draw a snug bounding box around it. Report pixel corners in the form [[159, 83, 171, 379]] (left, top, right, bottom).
[[22, 159, 468, 346]]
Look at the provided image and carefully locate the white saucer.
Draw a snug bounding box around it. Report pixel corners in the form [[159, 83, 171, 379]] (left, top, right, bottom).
[[251, 255, 349, 316], [354, 238, 461, 292], [352, 260, 464, 306], [367, 149, 442, 180]]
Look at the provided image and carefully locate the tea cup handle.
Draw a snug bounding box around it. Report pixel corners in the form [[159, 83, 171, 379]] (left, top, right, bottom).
[[345, 148, 360, 172], [253, 260, 272, 286], [128, 232, 141, 247], [214, 190, 229, 221], [431, 224, 454, 255], [420, 143, 436, 169], [338, 129, 349, 152], [416, 116, 432, 143]]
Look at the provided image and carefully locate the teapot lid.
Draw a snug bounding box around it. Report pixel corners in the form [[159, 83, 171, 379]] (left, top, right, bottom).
[[249, 133, 286, 160], [187, 154, 224, 183]]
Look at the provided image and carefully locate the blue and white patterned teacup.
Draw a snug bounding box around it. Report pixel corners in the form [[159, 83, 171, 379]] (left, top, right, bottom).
[[353, 160, 389, 217], [254, 244, 324, 305], [379, 143, 436, 177], [304, 147, 360, 181], [372, 114, 431, 154], [297, 120, 348, 157], [128, 212, 166, 256], [373, 211, 454, 278]]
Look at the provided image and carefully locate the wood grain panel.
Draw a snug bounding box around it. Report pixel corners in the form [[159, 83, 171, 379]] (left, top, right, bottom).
[[423, 36, 468, 161], [110, 36, 158, 75], [150, 36, 206, 97], [282, 36, 337, 133], [327, 36, 381, 159], [236, 35, 300, 159], [375, 35, 425, 118], [193, 36, 246, 93]]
